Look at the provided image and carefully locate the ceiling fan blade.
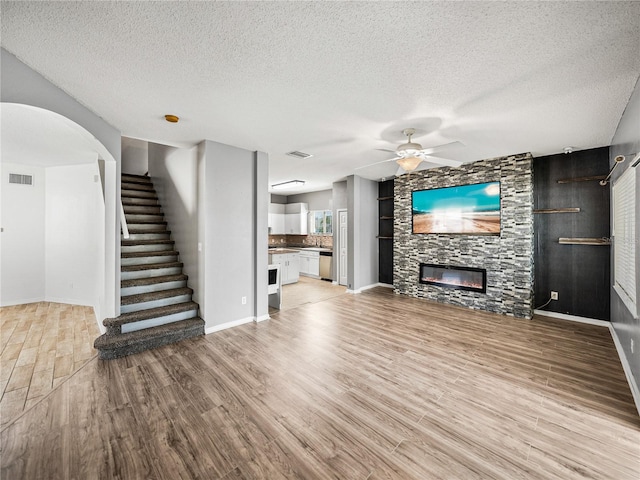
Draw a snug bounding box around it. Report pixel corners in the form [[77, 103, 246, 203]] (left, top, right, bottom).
[[419, 141, 464, 156], [425, 155, 465, 167], [375, 148, 397, 153], [355, 156, 400, 170]]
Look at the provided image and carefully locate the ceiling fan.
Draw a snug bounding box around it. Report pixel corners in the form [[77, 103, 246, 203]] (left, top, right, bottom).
[[357, 128, 464, 176]]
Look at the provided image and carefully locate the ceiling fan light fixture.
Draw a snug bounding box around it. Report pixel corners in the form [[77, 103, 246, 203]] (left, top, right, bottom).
[[396, 156, 423, 172]]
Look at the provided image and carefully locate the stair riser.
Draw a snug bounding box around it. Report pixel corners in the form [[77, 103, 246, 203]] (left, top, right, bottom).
[[124, 232, 170, 241], [122, 197, 158, 206], [121, 243, 174, 254], [121, 266, 182, 280], [122, 189, 157, 199], [121, 280, 187, 296], [121, 309, 198, 334], [123, 205, 162, 215], [125, 214, 164, 223], [122, 182, 155, 192], [120, 294, 192, 314], [125, 223, 166, 232], [121, 255, 178, 266], [96, 323, 204, 360]]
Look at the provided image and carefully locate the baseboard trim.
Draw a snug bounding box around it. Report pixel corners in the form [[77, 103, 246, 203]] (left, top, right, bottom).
[[347, 282, 389, 294], [609, 324, 640, 416], [205, 316, 254, 334], [0, 297, 45, 307], [533, 309, 610, 327], [255, 314, 270, 322]]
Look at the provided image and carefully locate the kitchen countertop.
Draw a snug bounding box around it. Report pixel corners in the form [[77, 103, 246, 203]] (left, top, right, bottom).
[[270, 247, 332, 253], [267, 248, 300, 254]]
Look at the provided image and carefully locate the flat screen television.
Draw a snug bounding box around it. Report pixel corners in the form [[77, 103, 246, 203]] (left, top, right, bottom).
[[412, 181, 501, 235]]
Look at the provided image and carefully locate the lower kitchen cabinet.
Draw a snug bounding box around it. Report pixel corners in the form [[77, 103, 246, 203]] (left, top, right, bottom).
[[269, 252, 300, 284], [299, 250, 320, 277]]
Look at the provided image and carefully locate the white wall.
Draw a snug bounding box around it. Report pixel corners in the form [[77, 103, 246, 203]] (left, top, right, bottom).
[[122, 137, 149, 175], [1, 48, 120, 319], [287, 189, 333, 211], [148, 143, 200, 303], [0, 162, 105, 314], [199, 140, 269, 330], [609, 75, 640, 412], [0, 162, 46, 305], [346, 175, 379, 291], [45, 163, 104, 307]]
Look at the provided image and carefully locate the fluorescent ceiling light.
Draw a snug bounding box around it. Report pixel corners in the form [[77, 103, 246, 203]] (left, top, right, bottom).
[[272, 180, 305, 190]]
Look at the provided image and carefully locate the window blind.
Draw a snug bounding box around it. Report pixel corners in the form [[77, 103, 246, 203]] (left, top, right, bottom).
[[613, 166, 637, 317]]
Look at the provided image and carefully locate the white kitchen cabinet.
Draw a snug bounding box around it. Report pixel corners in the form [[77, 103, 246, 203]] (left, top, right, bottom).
[[268, 252, 300, 284], [299, 250, 320, 278], [284, 203, 308, 235], [268, 203, 285, 235]]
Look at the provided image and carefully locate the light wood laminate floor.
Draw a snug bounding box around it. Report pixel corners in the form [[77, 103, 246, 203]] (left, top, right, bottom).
[[0, 302, 99, 427], [2, 288, 639, 479], [274, 275, 347, 313]]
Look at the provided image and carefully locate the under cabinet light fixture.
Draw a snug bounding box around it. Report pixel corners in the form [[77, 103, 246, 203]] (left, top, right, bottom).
[[272, 180, 305, 190]]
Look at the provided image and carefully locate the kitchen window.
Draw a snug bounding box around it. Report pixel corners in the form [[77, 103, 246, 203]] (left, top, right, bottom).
[[310, 210, 333, 235]]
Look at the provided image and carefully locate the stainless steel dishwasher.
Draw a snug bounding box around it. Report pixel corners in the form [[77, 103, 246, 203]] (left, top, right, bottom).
[[319, 251, 332, 281]]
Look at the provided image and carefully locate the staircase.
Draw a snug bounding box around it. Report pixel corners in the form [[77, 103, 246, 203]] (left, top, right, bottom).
[[94, 173, 205, 359]]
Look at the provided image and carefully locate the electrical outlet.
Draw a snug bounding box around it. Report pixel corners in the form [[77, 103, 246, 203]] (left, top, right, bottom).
[[241, 296, 247, 305], [551, 291, 558, 300]]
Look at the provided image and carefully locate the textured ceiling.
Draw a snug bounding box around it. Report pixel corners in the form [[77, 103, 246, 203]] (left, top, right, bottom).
[[2, 1, 639, 194]]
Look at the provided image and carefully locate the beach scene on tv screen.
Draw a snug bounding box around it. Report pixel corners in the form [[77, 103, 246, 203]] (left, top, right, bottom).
[[412, 182, 501, 234]]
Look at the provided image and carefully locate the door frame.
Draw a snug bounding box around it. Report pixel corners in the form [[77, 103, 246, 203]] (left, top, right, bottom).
[[337, 209, 348, 286]]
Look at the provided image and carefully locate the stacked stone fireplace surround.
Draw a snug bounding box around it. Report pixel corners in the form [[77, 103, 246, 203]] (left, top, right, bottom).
[[393, 153, 534, 319]]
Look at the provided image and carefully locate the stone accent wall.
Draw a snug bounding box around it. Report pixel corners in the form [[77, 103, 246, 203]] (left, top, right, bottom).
[[394, 153, 534, 318]]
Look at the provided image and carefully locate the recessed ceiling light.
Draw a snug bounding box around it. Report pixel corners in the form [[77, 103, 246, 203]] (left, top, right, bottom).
[[272, 180, 305, 190], [165, 114, 179, 123]]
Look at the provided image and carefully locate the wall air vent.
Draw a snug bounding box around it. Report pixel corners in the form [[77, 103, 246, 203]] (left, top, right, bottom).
[[9, 173, 33, 186], [286, 151, 313, 159]]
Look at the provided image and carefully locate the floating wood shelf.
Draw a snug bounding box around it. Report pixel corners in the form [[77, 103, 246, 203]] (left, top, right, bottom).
[[556, 175, 607, 184], [376, 236, 393, 239], [377, 196, 393, 201], [558, 237, 611, 246], [533, 208, 581, 214], [379, 216, 394, 220]]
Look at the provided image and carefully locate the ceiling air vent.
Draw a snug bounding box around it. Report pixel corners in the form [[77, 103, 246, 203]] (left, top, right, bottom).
[[286, 151, 313, 159], [9, 173, 33, 186]]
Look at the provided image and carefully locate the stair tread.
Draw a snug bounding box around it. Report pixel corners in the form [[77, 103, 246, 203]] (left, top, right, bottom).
[[121, 287, 193, 306], [121, 239, 175, 246], [121, 273, 187, 288], [122, 173, 150, 179], [104, 301, 198, 326], [121, 191, 158, 199], [121, 261, 183, 272], [121, 175, 152, 184], [122, 199, 158, 205], [125, 229, 171, 235], [94, 317, 204, 352], [121, 250, 178, 258], [126, 219, 167, 225], [125, 211, 164, 216]]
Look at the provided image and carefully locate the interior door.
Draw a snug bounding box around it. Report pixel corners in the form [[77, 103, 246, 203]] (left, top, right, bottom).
[[338, 209, 348, 286]]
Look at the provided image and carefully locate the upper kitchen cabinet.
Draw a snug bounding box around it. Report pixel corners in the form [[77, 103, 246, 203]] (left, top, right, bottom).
[[284, 202, 308, 235], [268, 203, 285, 235]]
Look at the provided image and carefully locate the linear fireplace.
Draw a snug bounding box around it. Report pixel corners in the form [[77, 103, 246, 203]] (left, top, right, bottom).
[[419, 263, 487, 293]]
